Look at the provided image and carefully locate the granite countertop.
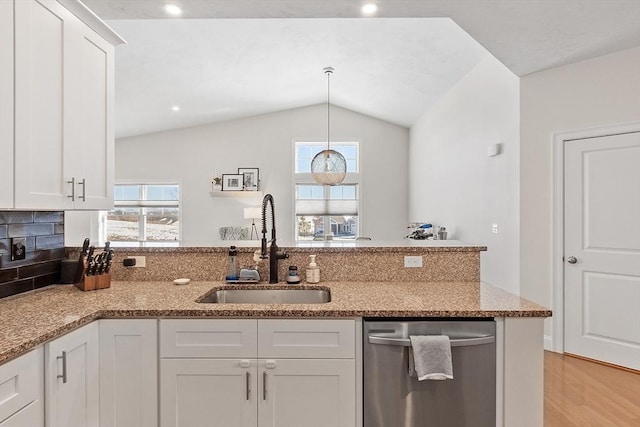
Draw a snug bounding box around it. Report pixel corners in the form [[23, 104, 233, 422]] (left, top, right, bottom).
[[0, 280, 551, 364], [82, 240, 487, 253]]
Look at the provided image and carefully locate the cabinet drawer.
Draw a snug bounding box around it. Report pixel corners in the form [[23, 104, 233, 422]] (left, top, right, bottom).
[[0, 347, 43, 423], [258, 319, 355, 359], [160, 319, 257, 358]]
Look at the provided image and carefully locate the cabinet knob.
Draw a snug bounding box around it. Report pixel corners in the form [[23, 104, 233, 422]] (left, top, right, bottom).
[[567, 256, 578, 264]]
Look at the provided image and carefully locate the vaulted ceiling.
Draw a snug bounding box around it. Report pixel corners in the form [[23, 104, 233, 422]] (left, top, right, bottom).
[[82, 0, 640, 138]]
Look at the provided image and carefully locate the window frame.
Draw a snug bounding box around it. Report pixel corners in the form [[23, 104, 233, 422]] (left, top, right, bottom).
[[293, 141, 361, 241], [104, 181, 182, 243]]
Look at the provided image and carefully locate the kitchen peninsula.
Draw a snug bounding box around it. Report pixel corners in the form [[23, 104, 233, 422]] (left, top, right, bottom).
[[0, 241, 550, 427]]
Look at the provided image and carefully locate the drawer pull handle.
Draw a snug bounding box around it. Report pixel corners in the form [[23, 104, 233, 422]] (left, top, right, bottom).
[[56, 351, 67, 383], [263, 371, 267, 400], [67, 178, 75, 201], [246, 371, 250, 401], [78, 178, 86, 202]]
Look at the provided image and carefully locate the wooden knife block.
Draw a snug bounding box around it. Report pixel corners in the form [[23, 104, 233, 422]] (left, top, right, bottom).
[[75, 272, 111, 291]]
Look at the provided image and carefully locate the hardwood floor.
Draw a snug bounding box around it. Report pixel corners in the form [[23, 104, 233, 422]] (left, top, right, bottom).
[[544, 351, 640, 426]]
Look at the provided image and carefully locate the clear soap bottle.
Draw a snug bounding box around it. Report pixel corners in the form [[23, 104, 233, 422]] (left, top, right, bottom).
[[226, 245, 238, 281], [306, 255, 320, 284]]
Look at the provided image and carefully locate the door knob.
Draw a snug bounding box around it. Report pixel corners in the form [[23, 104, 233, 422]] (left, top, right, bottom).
[[567, 256, 577, 264]]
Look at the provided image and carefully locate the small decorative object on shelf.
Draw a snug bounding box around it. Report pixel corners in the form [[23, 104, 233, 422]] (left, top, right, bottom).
[[222, 174, 243, 191], [238, 167, 259, 191], [212, 176, 222, 191]]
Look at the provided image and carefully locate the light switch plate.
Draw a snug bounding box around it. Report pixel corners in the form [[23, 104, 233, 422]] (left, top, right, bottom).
[[404, 256, 423, 268]]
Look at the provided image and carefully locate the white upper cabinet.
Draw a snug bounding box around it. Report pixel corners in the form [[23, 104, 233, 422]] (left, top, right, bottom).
[[65, 16, 116, 209], [0, 1, 14, 209], [14, 0, 74, 209], [12, 0, 123, 210]]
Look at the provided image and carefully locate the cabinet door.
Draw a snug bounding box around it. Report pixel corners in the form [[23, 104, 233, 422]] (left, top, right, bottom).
[[258, 359, 356, 427], [14, 0, 74, 209], [0, 347, 44, 426], [65, 18, 115, 209], [160, 359, 257, 427], [0, 0, 13, 208], [45, 322, 99, 427], [100, 320, 158, 427]]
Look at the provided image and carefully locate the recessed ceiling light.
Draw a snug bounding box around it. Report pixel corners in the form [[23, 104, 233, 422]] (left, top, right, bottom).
[[171, 105, 180, 111], [163, 4, 182, 16], [361, 3, 378, 16]]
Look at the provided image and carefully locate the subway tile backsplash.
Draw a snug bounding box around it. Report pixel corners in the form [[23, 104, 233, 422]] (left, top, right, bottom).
[[0, 211, 64, 299]]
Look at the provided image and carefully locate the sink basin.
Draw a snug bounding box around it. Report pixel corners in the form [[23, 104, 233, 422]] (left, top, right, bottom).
[[198, 288, 331, 304]]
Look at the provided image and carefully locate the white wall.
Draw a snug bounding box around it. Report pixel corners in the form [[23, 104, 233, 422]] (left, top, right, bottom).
[[115, 104, 409, 245], [409, 55, 520, 293], [520, 47, 640, 336]]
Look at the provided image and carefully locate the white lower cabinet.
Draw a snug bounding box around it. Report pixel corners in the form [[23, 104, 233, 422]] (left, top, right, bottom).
[[0, 401, 42, 427], [161, 359, 257, 427], [99, 319, 158, 427], [159, 319, 357, 427], [259, 359, 355, 427], [0, 347, 44, 427], [45, 321, 99, 427]]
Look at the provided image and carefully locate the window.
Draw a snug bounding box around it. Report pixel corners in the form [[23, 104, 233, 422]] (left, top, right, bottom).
[[294, 142, 359, 241], [105, 184, 180, 242]]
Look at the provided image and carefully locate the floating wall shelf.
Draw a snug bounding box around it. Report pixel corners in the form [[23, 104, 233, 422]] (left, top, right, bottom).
[[209, 191, 264, 198]]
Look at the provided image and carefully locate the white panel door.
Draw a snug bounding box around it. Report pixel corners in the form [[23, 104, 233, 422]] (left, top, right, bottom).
[[45, 322, 99, 427], [160, 359, 257, 427], [258, 359, 356, 427], [0, 0, 13, 208], [14, 0, 74, 209], [564, 131, 640, 370], [100, 320, 158, 427]]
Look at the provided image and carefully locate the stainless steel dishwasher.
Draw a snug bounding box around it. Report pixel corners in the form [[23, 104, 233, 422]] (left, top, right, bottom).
[[363, 319, 496, 427]]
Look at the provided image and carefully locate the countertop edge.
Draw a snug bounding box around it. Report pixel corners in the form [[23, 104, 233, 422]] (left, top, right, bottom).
[[1, 306, 551, 365]]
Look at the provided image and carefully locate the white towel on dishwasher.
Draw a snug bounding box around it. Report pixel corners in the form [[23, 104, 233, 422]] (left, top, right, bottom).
[[409, 335, 453, 381]]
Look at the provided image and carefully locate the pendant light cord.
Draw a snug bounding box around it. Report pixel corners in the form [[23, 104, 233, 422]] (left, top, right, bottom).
[[325, 67, 334, 151]]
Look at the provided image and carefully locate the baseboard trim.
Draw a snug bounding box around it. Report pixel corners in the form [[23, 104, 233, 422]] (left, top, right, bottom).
[[544, 335, 553, 351]]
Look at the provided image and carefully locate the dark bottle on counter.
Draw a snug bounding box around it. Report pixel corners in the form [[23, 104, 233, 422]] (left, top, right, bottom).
[[226, 246, 238, 281], [286, 266, 301, 284]]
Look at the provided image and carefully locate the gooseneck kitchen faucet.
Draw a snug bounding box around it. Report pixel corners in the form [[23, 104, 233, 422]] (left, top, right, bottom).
[[261, 194, 289, 283]]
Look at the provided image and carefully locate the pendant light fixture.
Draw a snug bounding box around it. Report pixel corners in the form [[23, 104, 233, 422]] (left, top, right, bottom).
[[311, 67, 347, 185]]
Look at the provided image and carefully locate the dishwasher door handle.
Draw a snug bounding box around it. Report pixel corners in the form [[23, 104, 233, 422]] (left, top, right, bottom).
[[368, 334, 494, 347]]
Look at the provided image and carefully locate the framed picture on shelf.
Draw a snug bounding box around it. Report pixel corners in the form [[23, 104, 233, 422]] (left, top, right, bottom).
[[222, 174, 243, 191], [238, 168, 259, 191]]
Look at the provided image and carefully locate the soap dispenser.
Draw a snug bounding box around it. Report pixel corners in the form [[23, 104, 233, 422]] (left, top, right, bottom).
[[306, 255, 320, 284], [226, 246, 238, 281]]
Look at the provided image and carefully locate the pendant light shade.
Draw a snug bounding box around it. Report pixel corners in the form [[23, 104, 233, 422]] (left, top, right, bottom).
[[311, 149, 347, 185], [311, 67, 347, 185]]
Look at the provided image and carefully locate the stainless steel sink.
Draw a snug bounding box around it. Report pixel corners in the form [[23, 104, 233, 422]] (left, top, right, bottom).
[[198, 288, 331, 304]]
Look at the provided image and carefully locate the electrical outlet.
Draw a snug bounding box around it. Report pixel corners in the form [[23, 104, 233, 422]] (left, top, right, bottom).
[[491, 224, 499, 234], [125, 256, 146, 268], [11, 238, 27, 261], [404, 256, 423, 268]]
